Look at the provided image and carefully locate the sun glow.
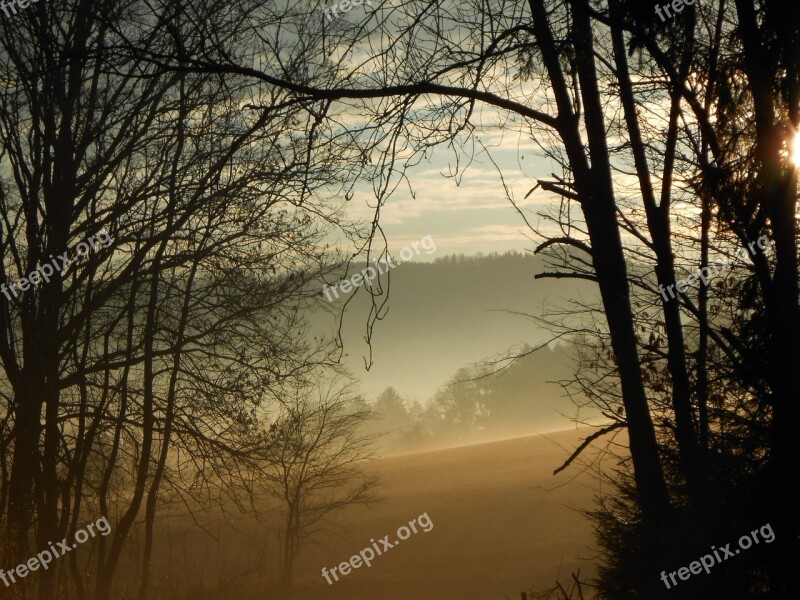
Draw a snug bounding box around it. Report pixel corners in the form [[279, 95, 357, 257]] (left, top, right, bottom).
[[791, 131, 800, 167]]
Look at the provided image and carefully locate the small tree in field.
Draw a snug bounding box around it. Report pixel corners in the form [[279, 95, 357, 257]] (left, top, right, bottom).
[[264, 377, 378, 584]]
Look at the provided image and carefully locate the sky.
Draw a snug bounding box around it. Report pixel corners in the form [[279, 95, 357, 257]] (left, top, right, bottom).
[[340, 105, 563, 259]]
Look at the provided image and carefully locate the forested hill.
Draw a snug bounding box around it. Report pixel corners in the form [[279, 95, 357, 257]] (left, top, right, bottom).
[[310, 251, 597, 403]]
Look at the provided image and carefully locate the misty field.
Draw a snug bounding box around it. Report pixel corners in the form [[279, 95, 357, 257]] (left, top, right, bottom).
[[144, 428, 613, 600]]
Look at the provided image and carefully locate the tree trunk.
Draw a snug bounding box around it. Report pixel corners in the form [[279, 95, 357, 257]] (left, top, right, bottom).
[[4, 385, 39, 571], [734, 0, 800, 593]]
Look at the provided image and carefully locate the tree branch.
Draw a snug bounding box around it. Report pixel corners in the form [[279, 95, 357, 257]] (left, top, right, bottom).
[[553, 422, 625, 475]]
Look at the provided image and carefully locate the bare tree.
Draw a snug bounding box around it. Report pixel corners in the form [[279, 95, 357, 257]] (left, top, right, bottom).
[[262, 375, 378, 585], [0, 1, 363, 599]]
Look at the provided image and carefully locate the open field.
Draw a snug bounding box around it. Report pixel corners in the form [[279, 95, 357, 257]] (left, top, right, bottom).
[[148, 427, 619, 600]]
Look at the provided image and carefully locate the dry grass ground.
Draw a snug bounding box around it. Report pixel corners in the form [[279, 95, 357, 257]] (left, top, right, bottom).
[[145, 427, 619, 600]]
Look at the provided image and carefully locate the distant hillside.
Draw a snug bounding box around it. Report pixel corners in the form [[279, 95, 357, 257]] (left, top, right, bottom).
[[310, 252, 597, 407], [362, 345, 596, 455]]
